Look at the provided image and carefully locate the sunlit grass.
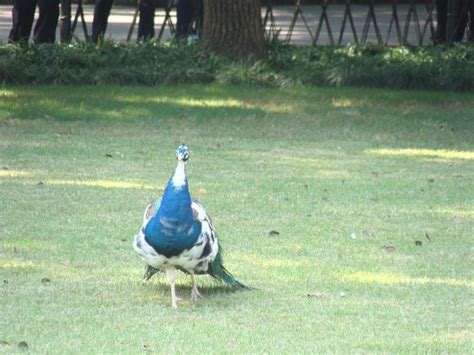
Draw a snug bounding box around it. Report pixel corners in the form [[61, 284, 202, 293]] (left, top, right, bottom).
[[2, 259, 36, 270], [0, 170, 36, 177], [46, 179, 161, 190], [0, 172, 161, 190], [341, 271, 474, 288], [331, 98, 356, 108], [153, 97, 250, 109], [433, 208, 474, 218], [0, 85, 473, 353], [0, 89, 18, 98], [367, 148, 474, 160]]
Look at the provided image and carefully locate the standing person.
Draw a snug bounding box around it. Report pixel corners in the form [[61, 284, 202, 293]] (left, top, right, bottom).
[[9, 0, 37, 43], [33, 0, 60, 44], [138, 0, 155, 41], [9, 0, 60, 44], [91, 0, 114, 43]]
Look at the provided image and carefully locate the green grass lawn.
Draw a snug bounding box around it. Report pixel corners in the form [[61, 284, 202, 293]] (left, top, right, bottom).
[[1, 85, 473, 353]]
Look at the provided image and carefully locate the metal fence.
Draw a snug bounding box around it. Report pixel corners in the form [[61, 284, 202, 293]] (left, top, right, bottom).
[[263, 0, 472, 45], [263, 0, 439, 45], [63, 0, 472, 46]]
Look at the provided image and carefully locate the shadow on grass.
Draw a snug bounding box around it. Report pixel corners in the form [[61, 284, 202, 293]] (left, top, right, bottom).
[[140, 278, 253, 308], [0, 86, 268, 122], [2, 85, 474, 123], [143, 271, 252, 293]]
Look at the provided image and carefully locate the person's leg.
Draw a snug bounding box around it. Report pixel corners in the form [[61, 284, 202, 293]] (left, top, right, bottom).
[[91, 0, 114, 43], [138, 0, 155, 41], [436, 0, 447, 43], [176, 0, 193, 39], [9, 0, 37, 43], [9, 1, 22, 42], [192, 0, 203, 36], [33, 0, 59, 44], [468, 0, 474, 42], [452, 0, 468, 42]]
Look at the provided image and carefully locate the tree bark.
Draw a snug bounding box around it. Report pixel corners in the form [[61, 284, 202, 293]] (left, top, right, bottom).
[[203, 0, 264, 59]]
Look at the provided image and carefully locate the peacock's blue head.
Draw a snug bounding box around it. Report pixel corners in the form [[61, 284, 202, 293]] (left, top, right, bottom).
[[176, 144, 190, 162]]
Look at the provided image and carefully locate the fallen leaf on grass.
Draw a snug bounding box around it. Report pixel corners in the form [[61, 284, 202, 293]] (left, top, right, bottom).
[[425, 232, 431, 241], [307, 292, 325, 298], [105, 153, 113, 158], [363, 229, 374, 237], [197, 188, 208, 195], [269, 230, 280, 236], [382, 245, 396, 252]]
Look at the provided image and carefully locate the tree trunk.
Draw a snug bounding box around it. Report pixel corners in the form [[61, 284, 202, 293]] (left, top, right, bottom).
[[203, 0, 264, 59]]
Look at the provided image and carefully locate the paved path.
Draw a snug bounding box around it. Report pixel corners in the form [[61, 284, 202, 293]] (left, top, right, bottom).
[[0, 4, 436, 45]]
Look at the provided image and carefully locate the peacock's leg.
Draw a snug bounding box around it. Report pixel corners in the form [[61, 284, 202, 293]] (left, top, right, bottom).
[[166, 268, 181, 308], [190, 272, 202, 301]]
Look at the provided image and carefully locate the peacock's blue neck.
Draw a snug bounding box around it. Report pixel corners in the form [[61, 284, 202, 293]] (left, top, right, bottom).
[[144, 162, 202, 257]]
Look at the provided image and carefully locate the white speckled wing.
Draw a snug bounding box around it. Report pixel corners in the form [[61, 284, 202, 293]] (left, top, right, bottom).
[[133, 198, 219, 274]]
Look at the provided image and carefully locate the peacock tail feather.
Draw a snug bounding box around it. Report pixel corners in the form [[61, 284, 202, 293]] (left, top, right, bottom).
[[208, 244, 248, 289], [143, 265, 161, 281]]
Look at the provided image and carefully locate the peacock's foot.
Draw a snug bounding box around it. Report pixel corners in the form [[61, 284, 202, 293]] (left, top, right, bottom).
[[190, 287, 202, 302]]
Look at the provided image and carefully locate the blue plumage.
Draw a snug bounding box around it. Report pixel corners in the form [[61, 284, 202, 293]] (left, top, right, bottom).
[[144, 177, 202, 257], [133, 145, 247, 308]]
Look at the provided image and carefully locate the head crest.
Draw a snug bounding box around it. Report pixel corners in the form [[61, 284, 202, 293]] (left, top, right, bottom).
[[176, 145, 190, 162]]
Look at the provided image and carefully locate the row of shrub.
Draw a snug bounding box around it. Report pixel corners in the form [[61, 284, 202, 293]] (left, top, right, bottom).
[[1, 40, 473, 91]]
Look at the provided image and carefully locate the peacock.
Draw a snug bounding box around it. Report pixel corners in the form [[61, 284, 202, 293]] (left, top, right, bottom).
[[133, 145, 247, 308]]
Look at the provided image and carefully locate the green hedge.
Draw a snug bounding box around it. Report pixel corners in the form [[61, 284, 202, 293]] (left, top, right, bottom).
[[1, 41, 473, 91]]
